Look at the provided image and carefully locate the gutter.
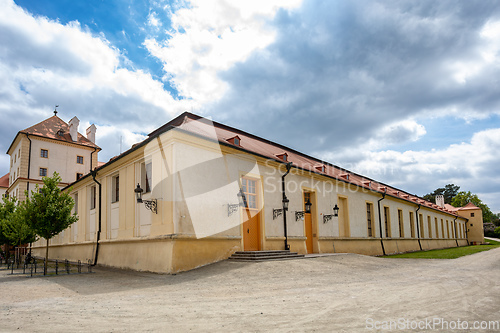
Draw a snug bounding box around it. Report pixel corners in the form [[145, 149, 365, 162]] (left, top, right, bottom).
[[465, 220, 469, 245], [415, 204, 422, 251], [377, 189, 387, 255], [90, 147, 98, 173], [90, 169, 102, 266], [453, 216, 459, 247], [24, 133, 32, 193]]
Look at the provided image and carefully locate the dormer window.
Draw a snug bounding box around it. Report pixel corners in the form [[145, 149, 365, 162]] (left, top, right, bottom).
[[276, 153, 288, 162], [340, 173, 349, 180], [227, 135, 241, 146], [363, 181, 371, 187], [57, 129, 64, 136], [315, 165, 326, 173]]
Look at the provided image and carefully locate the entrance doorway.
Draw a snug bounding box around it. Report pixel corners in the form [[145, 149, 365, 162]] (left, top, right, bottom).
[[304, 192, 314, 254], [242, 177, 261, 251]]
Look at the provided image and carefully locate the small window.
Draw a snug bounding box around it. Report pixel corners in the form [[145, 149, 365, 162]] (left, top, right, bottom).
[[41, 149, 48, 158], [227, 136, 241, 146], [90, 186, 96, 210], [242, 178, 257, 209], [316, 165, 326, 173], [398, 209, 404, 238], [471, 212, 474, 217], [409, 212, 415, 238], [76, 173, 83, 181], [141, 161, 152, 193], [276, 153, 288, 162], [38, 188, 43, 194], [74, 193, 79, 214], [384, 206, 391, 238], [39, 168, 48, 177], [77, 156, 84, 164], [366, 203, 373, 237], [112, 175, 119, 203]]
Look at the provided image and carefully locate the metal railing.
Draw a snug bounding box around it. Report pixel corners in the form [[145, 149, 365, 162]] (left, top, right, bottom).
[[1, 256, 93, 277]]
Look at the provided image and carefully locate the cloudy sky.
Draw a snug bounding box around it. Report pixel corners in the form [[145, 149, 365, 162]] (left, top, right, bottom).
[[1, 0, 500, 212]]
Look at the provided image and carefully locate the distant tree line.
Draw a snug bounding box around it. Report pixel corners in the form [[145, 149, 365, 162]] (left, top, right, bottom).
[[423, 184, 498, 236]]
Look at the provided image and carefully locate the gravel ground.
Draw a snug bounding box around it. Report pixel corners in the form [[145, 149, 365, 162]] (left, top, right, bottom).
[[1, 248, 499, 332]]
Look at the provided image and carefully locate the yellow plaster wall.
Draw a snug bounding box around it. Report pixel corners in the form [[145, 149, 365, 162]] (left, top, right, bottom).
[[458, 208, 484, 244], [171, 237, 241, 273], [98, 238, 173, 273]]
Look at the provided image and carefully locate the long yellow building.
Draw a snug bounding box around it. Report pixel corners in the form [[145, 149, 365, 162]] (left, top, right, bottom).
[[31, 112, 483, 273]]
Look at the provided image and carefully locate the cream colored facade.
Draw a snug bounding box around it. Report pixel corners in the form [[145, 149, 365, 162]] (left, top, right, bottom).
[[6, 115, 99, 202], [32, 114, 473, 273], [457, 205, 484, 244]]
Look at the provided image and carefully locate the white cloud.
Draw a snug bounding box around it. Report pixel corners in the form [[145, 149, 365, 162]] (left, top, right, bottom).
[[342, 128, 500, 212], [144, 0, 303, 104], [0, 0, 194, 170], [147, 12, 161, 28]]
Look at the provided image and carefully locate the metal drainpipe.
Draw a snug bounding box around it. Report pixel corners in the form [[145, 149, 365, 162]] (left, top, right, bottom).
[[24, 133, 32, 194], [90, 169, 102, 266], [282, 162, 292, 251], [377, 189, 387, 256], [465, 220, 469, 245], [453, 217, 459, 247], [415, 204, 422, 251], [90, 147, 98, 173]]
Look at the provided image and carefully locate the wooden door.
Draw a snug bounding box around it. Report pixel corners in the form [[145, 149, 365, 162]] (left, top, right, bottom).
[[305, 213, 313, 253], [304, 192, 314, 253], [243, 210, 260, 251], [242, 178, 260, 251]]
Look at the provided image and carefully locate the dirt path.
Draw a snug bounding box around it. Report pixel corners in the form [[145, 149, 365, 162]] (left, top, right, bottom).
[[1, 248, 499, 332]]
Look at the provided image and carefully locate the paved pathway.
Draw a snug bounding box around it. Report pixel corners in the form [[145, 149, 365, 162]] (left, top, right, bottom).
[[1, 248, 499, 332]]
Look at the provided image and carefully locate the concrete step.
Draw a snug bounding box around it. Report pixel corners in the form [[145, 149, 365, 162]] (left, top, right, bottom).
[[228, 250, 305, 261], [232, 250, 292, 257]]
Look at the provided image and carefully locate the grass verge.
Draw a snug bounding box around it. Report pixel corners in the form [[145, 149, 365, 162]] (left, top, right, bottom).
[[386, 239, 500, 259]]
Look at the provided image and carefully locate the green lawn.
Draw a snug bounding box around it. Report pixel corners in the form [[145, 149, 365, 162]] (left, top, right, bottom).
[[386, 239, 500, 259]]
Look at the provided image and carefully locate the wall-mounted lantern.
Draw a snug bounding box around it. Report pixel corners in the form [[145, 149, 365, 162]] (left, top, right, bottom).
[[295, 198, 312, 221], [135, 183, 158, 214], [323, 204, 339, 223], [228, 188, 247, 216], [273, 195, 289, 220]]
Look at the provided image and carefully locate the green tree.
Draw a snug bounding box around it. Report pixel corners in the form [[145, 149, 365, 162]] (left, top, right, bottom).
[[1, 199, 37, 249], [0, 195, 17, 247], [451, 191, 493, 224], [492, 213, 500, 227], [24, 172, 78, 274], [423, 184, 460, 204]]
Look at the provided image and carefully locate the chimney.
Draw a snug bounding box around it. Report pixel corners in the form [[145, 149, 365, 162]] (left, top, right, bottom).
[[68, 116, 80, 142], [436, 195, 445, 208], [86, 124, 96, 143]]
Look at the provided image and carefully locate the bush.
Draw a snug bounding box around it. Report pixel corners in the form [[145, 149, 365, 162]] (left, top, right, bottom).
[[494, 227, 500, 238]]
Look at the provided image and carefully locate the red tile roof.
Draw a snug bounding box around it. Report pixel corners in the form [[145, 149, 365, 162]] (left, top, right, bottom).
[[0, 173, 9, 188], [458, 202, 481, 210], [150, 112, 458, 217], [11, 115, 100, 151]]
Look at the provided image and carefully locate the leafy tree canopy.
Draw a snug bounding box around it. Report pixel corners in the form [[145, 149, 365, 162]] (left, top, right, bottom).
[[0, 195, 18, 246], [24, 172, 78, 240], [1, 197, 37, 247], [423, 184, 460, 205], [451, 191, 494, 224], [24, 172, 78, 274]]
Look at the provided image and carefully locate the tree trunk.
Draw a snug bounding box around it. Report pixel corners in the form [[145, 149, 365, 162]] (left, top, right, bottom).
[[44, 238, 49, 275]]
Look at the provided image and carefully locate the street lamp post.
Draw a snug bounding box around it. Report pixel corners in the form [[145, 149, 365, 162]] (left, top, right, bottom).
[[281, 162, 292, 250]]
